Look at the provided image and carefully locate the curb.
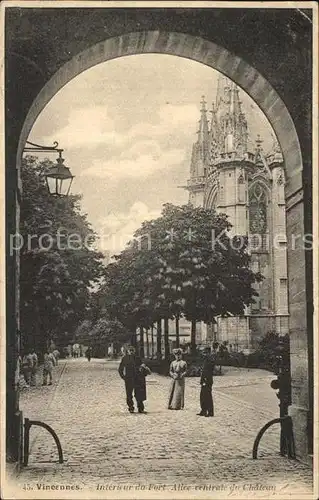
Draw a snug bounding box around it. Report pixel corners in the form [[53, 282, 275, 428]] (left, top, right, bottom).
[[28, 361, 67, 454]]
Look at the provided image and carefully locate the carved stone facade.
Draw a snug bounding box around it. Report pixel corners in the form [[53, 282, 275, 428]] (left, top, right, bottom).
[[186, 79, 289, 350]]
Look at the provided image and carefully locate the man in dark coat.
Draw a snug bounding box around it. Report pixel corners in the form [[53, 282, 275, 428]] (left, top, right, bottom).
[[118, 346, 150, 413], [197, 346, 215, 417], [86, 346, 92, 362]]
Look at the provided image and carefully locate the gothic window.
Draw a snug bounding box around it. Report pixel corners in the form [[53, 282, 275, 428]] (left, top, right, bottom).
[[219, 185, 224, 204], [249, 183, 267, 235], [238, 173, 245, 202], [279, 278, 288, 311], [277, 172, 285, 204]]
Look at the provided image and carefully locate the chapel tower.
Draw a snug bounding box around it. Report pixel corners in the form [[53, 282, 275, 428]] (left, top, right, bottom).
[[187, 96, 210, 207], [185, 76, 289, 350]]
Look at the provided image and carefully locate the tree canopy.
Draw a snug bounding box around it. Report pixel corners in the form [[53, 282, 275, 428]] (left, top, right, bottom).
[[100, 203, 263, 356], [20, 156, 105, 352]]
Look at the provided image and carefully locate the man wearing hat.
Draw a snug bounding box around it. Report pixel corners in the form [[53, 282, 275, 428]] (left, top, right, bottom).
[[197, 346, 215, 417], [118, 346, 151, 413]]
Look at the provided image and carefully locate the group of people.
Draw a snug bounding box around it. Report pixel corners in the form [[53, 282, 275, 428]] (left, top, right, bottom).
[[118, 346, 215, 417], [20, 348, 60, 388]]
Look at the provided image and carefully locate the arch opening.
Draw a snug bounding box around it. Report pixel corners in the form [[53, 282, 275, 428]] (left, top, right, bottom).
[[17, 31, 303, 199], [14, 29, 312, 461]]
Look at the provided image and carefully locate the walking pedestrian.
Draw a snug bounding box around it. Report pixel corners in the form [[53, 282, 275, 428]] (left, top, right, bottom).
[[22, 349, 33, 387], [42, 349, 56, 386], [53, 349, 60, 365], [30, 348, 38, 386], [168, 348, 187, 410], [86, 346, 92, 362], [73, 343, 80, 358], [197, 346, 215, 417], [118, 346, 151, 413]]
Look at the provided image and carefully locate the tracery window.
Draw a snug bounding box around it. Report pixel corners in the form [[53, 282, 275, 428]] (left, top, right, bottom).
[[249, 183, 267, 234]]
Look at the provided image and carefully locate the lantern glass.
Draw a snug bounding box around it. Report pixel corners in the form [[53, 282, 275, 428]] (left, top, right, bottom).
[[58, 176, 73, 196], [46, 176, 58, 195], [44, 157, 74, 196]]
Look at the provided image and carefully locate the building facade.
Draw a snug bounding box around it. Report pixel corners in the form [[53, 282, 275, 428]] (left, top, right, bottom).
[[186, 77, 289, 350]]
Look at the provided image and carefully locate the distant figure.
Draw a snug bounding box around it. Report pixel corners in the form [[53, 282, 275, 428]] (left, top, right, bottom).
[[168, 348, 187, 410], [86, 346, 92, 362], [118, 346, 151, 413], [212, 342, 222, 374], [63, 346, 69, 359], [219, 341, 229, 357], [43, 350, 56, 386], [22, 350, 33, 387], [30, 349, 38, 386], [72, 343, 80, 358], [53, 349, 60, 365], [18, 355, 29, 389], [197, 346, 215, 417]]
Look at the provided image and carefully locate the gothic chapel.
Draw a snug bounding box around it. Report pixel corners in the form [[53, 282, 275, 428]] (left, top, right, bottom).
[[185, 76, 289, 350]]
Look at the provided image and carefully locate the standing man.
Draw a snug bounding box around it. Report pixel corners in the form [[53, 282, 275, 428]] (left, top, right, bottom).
[[197, 346, 215, 417], [86, 346, 92, 362], [22, 349, 33, 387], [43, 349, 56, 386], [30, 348, 38, 386], [118, 346, 151, 413], [53, 349, 60, 365]]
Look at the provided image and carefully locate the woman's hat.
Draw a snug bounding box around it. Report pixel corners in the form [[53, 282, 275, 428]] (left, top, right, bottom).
[[173, 348, 183, 355]]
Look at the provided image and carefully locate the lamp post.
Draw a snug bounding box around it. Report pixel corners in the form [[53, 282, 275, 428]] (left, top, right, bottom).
[[23, 140, 74, 196], [270, 335, 293, 456]]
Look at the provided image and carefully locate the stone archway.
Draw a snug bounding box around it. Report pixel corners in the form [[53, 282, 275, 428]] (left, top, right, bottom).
[[18, 31, 302, 199], [16, 30, 311, 458]]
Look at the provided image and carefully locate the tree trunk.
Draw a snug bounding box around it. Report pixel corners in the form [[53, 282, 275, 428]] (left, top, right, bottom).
[[164, 317, 170, 361], [139, 326, 144, 358], [191, 319, 197, 357], [130, 326, 137, 347], [156, 319, 162, 360], [175, 317, 180, 348], [145, 329, 150, 358], [151, 326, 154, 357]]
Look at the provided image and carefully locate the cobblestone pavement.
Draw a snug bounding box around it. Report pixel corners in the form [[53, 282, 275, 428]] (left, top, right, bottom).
[[6, 359, 314, 499]]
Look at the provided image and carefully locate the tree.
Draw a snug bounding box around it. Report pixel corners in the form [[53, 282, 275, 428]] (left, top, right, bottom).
[[20, 156, 105, 353], [100, 203, 263, 358], [74, 319, 93, 345], [134, 204, 262, 355], [88, 317, 130, 357]]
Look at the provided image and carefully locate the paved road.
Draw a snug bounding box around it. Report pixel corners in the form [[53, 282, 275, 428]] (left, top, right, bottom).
[[7, 358, 313, 499]]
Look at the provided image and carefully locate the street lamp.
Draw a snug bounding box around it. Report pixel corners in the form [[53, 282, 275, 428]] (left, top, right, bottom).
[[23, 140, 74, 196]]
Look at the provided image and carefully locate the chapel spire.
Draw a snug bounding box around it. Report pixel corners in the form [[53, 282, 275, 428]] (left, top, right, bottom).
[[197, 95, 210, 164], [230, 84, 241, 116], [210, 103, 220, 160], [215, 74, 230, 110], [213, 77, 249, 156]]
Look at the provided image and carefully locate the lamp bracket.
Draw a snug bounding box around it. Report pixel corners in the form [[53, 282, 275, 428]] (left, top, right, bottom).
[[23, 140, 63, 155]]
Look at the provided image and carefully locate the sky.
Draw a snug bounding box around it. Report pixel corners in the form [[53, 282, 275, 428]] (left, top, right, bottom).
[[28, 54, 275, 258]]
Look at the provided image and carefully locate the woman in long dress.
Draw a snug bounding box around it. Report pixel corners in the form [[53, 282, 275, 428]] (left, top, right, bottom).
[[168, 348, 187, 410]]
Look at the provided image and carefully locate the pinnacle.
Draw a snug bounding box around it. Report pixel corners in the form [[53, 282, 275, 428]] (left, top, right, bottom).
[[200, 95, 207, 111], [255, 134, 263, 150]]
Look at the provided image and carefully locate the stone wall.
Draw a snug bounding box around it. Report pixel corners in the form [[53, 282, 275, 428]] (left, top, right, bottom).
[[249, 316, 276, 348], [286, 192, 310, 458]]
